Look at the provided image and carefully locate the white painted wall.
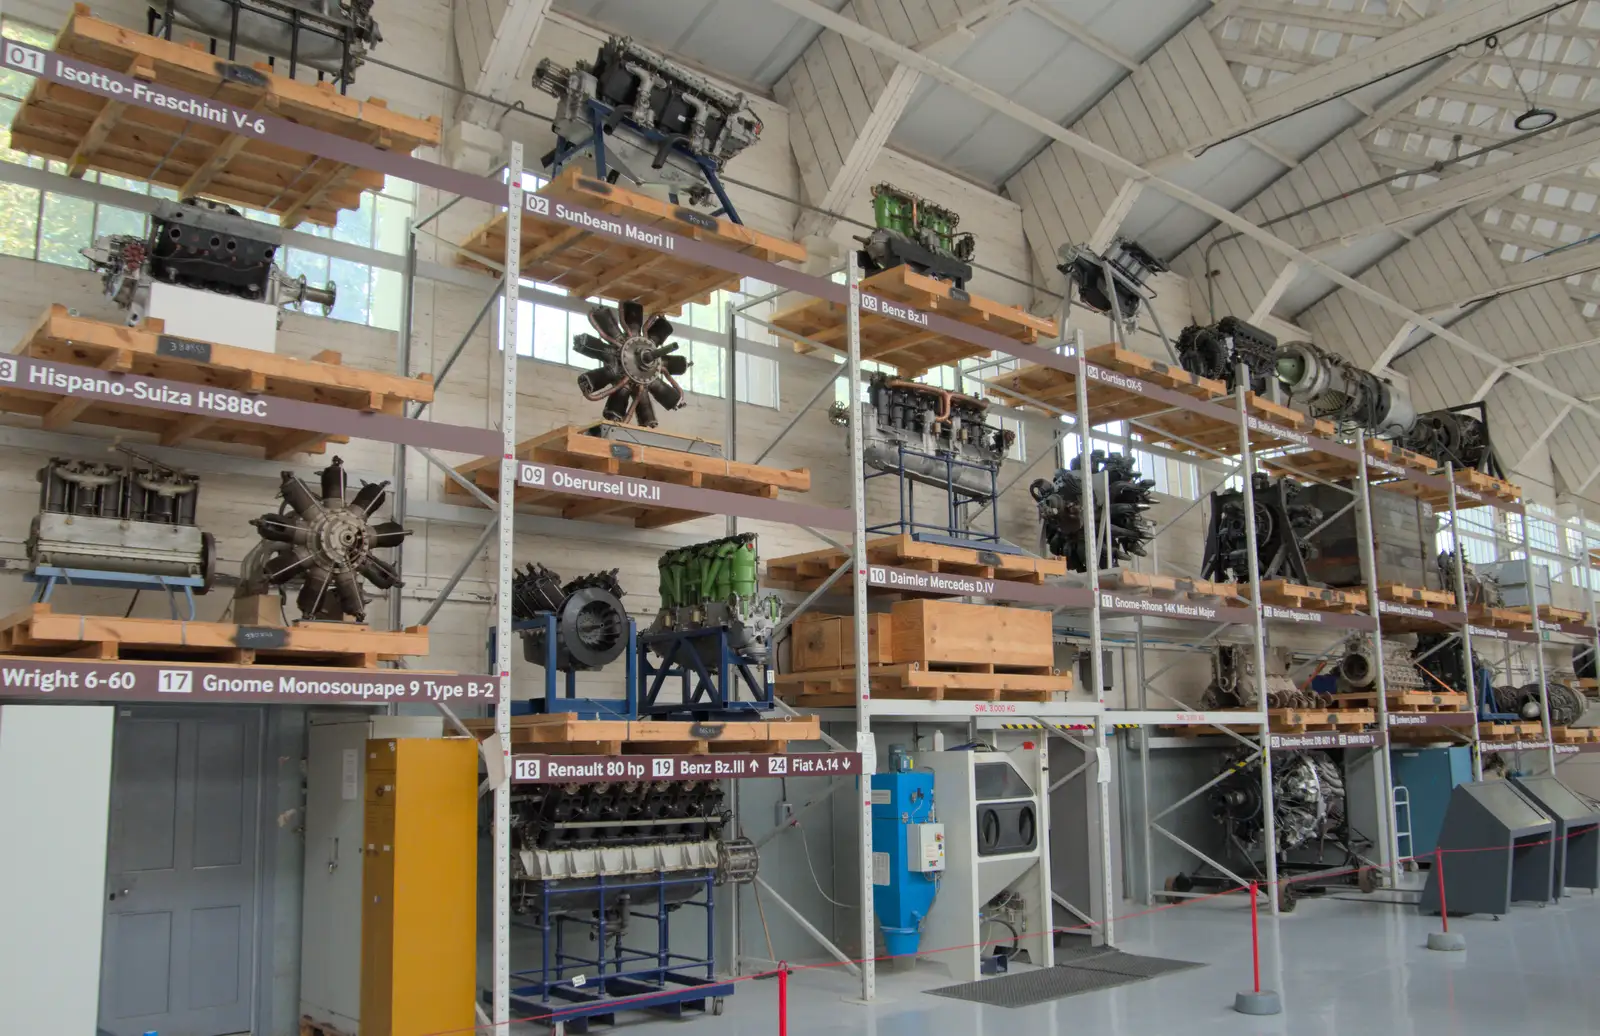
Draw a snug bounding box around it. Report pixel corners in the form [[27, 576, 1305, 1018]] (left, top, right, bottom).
[[0, 704, 115, 1035]]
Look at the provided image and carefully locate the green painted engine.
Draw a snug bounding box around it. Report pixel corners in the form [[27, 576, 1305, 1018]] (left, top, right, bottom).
[[858, 182, 976, 289], [648, 533, 782, 663]]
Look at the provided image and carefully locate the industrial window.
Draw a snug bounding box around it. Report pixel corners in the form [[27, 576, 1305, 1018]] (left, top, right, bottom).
[[502, 171, 780, 409], [0, 16, 412, 331]]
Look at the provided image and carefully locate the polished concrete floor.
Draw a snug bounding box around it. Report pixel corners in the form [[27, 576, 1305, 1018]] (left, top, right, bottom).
[[506, 887, 1600, 1035]]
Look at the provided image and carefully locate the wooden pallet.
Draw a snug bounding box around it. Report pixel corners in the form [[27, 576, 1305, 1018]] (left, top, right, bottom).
[[775, 662, 1071, 709], [447, 424, 810, 528], [1540, 605, 1588, 625], [0, 603, 426, 666], [766, 534, 1065, 590], [0, 305, 434, 457], [1551, 726, 1592, 744], [1480, 722, 1546, 740], [9, 6, 439, 226], [772, 265, 1055, 377], [455, 168, 806, 315], [1376, 584, 1455, 608], [1098, 569, 1241, 602], [300, 1019, 351, 1036], [1469, 605, 1534, 630], [1138, 393, 1335, 457], [985, 344, 1228, 424], [1329, 690, 1471, 712], [1268, 707, 1376, 733], [1160, 708, 1374, 736], [1366, 437, 1439, 473], [457, 714, 821, 755], [1258, 580, 1365, 613]]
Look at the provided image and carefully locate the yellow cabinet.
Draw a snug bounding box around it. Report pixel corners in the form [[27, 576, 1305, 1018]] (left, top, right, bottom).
[[360, 737, 478, 1036]]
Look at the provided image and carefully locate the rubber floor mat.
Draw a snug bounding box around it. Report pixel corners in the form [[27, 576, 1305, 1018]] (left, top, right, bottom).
[[925, 950, 1204, 1008]]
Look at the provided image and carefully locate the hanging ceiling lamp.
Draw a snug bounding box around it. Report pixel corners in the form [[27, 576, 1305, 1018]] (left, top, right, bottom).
[[1512, 17, 1558, 130]]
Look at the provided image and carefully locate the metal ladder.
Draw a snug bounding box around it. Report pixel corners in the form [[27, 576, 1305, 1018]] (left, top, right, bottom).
[[1392, 784, 1414, 863]]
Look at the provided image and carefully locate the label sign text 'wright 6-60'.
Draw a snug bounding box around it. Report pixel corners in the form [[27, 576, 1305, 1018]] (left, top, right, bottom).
[[0, 657, 496, 703]]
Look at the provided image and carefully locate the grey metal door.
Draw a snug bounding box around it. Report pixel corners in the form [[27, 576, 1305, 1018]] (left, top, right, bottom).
[[99, 708, 262, 1036]]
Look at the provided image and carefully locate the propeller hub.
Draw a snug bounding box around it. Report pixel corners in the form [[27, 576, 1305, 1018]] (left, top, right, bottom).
[[620, 334, 666, 383]]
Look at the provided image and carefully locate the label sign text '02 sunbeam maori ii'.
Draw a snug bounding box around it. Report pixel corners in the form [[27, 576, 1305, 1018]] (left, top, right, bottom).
[[0, 657, 496, 703]]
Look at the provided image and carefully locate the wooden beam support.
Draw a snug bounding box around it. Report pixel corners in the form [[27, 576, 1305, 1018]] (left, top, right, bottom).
[[456, 0, 556, 124]]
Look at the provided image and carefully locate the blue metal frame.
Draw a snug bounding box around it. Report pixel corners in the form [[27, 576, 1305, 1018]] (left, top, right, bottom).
[[26, 566, 204, 620], [865, 443, 1014, 551], [489, 615, 639, 718], [503, 869, 733, 1030], [636, 626, 774, 718], [546, 98, 743, 224]]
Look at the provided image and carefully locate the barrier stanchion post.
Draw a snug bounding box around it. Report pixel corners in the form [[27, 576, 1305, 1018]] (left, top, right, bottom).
[[778, 963, 789, 1036], [1234, 883, 1282, 1015], [1251, 882, 1261, 994], [1427, 847, 1467, 951]]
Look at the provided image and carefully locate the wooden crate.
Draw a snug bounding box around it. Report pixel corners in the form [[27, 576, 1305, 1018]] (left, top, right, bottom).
[[790, 613, 893, 671], [1099, 570, 1242, 602], [766, 535, 1064, 590], [889, 599, 1054, 669], [9, 6, 439, 226], [985, 344, 1227, 424], [0, 603, 426, 666], [458, 714, 821, 755], [447, 424, 810, 529], [775, 662, 1070, 709], [455, 169, 806, 315], [1258, 581, 1365, 613], [1329, 689, 1470, 712], [772, 265, 1055, 377], [0, 305, 434, 457]]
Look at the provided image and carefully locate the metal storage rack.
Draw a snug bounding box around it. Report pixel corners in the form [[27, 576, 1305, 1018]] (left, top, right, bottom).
[[12, 23, 1600, 1030]]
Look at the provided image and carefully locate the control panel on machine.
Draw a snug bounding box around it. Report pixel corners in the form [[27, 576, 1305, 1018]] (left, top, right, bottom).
[[908, 823, 946, 873]]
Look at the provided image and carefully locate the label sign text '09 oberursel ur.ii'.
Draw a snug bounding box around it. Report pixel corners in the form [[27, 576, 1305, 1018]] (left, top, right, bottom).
[[512, 752, 863, 784], [516, 461, 855, 530], [0, 657, 497, 704]]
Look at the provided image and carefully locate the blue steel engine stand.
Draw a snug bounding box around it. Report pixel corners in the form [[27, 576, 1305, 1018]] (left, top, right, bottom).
[[865, 442, 1012, 552], [506, 869, 733, 1030], [26, 566, 205, 620], [635, 626, 775, 718], [544, 97, 744, 224]]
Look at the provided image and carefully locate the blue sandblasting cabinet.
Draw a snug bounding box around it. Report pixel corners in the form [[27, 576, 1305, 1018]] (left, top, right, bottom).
[[871, 765, 944, 959]]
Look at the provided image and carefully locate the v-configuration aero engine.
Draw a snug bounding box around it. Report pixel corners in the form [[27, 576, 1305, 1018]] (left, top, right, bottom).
[[533, 34, 762, 215]]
